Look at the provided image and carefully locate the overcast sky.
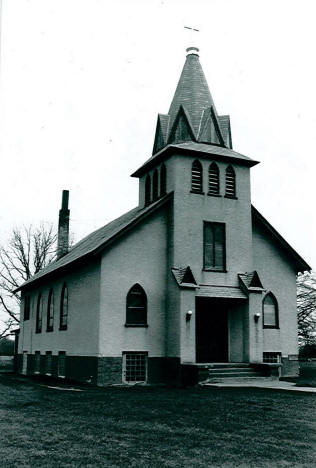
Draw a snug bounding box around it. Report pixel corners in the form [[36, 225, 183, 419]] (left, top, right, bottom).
[[0, 0, 315, 270]]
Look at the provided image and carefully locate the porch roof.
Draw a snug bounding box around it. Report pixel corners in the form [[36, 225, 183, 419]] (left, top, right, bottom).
[[196, 285, 247, 299]]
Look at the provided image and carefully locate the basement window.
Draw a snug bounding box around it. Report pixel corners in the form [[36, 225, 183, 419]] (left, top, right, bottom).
[[45, 351, 52, 376], [263, 352, 281, 363], [123, 352, 148, 384], [34, 351, 41, 374], [58, 351, 66, 378]]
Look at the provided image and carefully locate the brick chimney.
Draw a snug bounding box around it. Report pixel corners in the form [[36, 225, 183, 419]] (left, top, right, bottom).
[[57, 190, 70, 260]]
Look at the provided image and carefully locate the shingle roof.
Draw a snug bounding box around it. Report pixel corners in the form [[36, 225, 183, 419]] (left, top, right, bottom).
[[197, 285, 247, 299], [238, 271, 264, 290], [152, 49, 231, 154], [132, 142, 259, 178], [168, 52, 219, 137], [17, 193, 173, 292], [171, 267, 198, 288]]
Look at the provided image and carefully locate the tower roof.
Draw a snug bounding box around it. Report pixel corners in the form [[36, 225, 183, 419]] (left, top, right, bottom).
[[168, 47, 218, 135], [152, 47, 231, 154]]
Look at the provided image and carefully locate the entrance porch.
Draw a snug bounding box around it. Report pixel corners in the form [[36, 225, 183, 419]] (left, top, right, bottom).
[[195, 297, 247, 364]]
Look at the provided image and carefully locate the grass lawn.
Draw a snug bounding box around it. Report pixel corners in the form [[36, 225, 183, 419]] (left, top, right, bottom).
[[0, 375, 315, 467]]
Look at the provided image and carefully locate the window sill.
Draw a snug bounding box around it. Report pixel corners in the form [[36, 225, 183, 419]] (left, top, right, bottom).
[[263, 326, 280, 330], [190, 190, 205, 195], [59, 326, 68, 331], [203, 268, 227, 273], [224, 195, 238, 200], [207, 193, 221, 197], [125, 324, 148, 328]]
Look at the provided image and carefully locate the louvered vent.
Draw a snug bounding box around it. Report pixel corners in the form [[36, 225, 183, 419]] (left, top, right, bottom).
[[152, 169, 159, 201], [225, 166, 236, 198], [208, 162, 220, 195], [191, 160, 203, 193], [145, 175, 151, 206]]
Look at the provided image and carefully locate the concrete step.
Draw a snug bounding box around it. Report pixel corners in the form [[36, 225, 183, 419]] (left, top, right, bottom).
[[207, 363, 250, 369], [209, 367, 261, 374], [206, 376, 273, 384], [209, 371, 263, 378]]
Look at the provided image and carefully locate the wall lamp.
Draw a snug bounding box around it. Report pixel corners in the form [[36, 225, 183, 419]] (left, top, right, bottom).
[[254, 313, 261, 323], [186, 310, 193, 321]]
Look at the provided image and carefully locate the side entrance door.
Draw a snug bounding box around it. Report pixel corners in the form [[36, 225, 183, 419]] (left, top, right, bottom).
[[196, 298, 228, 363]]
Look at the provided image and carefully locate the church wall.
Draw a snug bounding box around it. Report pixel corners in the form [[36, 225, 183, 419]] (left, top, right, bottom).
[[18, 260, 101, 357], [229, 301, 246, 362], [167, 154, 253, 286], [252, 221, 299, 374], [98, 205, 169, 362]]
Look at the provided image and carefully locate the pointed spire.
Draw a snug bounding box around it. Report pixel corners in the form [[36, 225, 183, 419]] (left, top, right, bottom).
[[152, 48, 230, 154]]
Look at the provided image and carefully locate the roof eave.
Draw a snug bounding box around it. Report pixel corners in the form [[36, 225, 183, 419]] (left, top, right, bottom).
[[252, 205, 311, 274], [131, 144, 259, 178]]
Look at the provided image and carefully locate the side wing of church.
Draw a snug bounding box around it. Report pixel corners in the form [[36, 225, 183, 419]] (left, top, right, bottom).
[[16, 48, 310, 385]]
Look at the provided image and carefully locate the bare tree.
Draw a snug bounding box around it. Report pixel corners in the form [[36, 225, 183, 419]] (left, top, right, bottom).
[[0, 224, 57, 338], [297, 271, 316, 346]]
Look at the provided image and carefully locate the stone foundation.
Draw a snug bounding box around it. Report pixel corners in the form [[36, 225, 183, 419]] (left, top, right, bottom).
[[15, 354, 181, 386]]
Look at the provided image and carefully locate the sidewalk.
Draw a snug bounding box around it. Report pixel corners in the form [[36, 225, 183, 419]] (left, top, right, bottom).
[[203, 379, 316, 393]]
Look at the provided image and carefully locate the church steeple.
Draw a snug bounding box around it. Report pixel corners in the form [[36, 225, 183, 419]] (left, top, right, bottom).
[[152, 47, 232, 154]]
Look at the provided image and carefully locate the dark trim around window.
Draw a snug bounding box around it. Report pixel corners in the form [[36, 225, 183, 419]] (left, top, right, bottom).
[[59, 284, 68, 331], [46, 288, 54, 332], [126, 284, 148, 326], [262, 292, 279, 329], [203, 221, 226, 272]]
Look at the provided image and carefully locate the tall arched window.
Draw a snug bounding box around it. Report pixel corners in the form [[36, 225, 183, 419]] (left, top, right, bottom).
[[152, 169, 159, 201], [47, 289, 54, 332], [36, 294, 43, 333], [191, 160, 203, 193], [208, 162, 220, 195], [263, 293, 279, 329], [60, 284, 68, 330], [145, 175, 151, 206], [225, 165, 236, 198], [126, 284, 147, 326], [160, 164, 167, 197]]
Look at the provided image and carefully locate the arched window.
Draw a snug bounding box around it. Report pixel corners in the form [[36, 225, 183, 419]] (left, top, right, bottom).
[[152, 169, 159, 201], [225, 165, 236, 198], [126, 284, 147, 326], [60, 284, 68, 330], [191, 160, 203, 193], [208, 162, 220, 195], [160, 164, 167, 197], [46, 289, 54, 332], [263, 293, 279, 329], [36, 294, 43, 333], [145, 175, 151, 206]]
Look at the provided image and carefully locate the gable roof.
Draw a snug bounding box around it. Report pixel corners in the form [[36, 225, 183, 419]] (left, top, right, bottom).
[[171, 266, 198, 288], [238, 271, 265, 294], [252, 205, 311, 273], [17, 193, 173, 292]]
